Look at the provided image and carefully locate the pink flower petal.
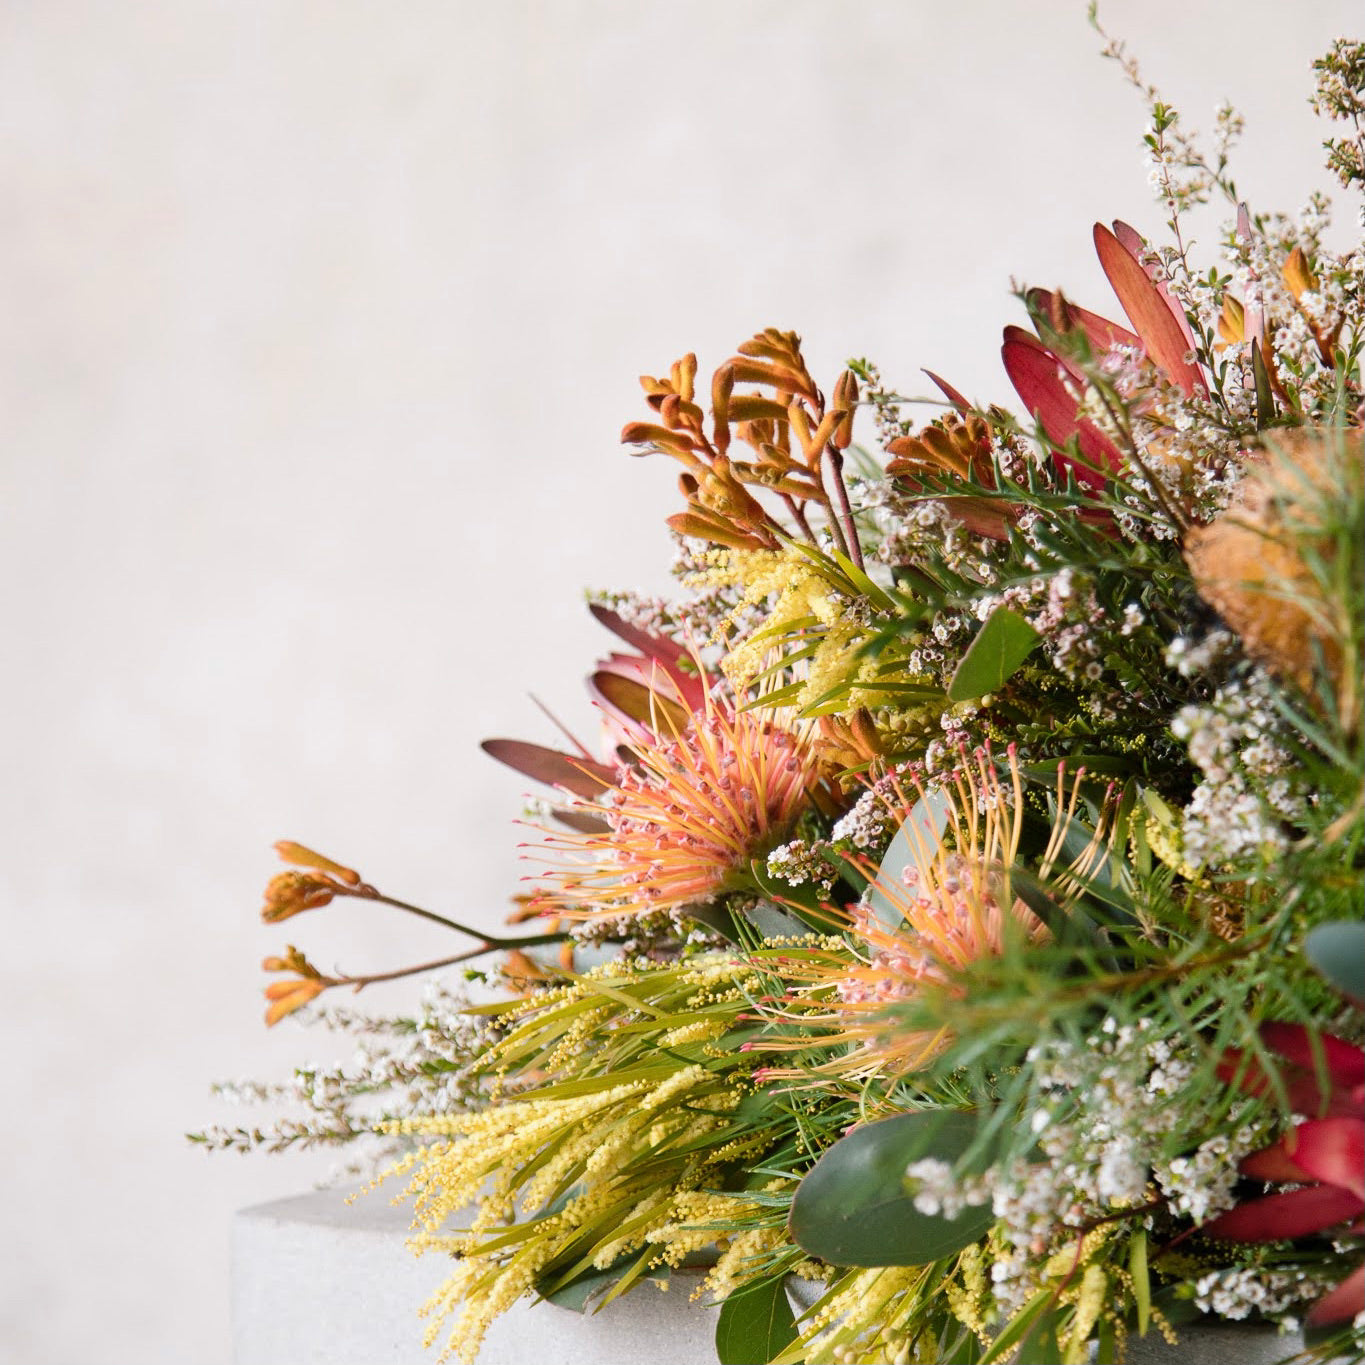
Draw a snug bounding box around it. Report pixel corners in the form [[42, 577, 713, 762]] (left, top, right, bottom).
[[1110, 220, 1198, 349], [1288, 1118, 1365, 1199], [1261, 1021, 1365, 1092], [1027, 287, 1141, 353], [1000, 330, 1122, 488], [480, 738, 617, 799], [1306, 1263, 1365, 1328], [923, 369, 972, 412], [1093, 223, 1205, 396], [1239, 1142, 1312, 1185], [1201, 1184, 1365, 1242], [588, 604, 709, 710]]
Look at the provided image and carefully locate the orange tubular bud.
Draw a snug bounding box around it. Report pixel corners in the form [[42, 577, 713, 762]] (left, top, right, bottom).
[[711, 364, 735, 455], [832, 371, 859, 448], [260, 870, 335, 923], [725, 357, 819, 405], [807, 408, 848, 457], [666, 511, 770, 551], [263, 978, 326, 1027], [787, 400, 814, 457], [659, 392, 705, 431], [727, 395, 791, 424], [672, 352, 698, 404], [273, 841, 361, 887], [619, 421, 700, 460]]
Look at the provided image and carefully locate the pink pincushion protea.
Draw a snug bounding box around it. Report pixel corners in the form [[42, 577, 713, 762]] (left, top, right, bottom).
[[1202, 1022, 1365, 1329], [766, 747, 1066, 1083], [534, 691, 837, 921]]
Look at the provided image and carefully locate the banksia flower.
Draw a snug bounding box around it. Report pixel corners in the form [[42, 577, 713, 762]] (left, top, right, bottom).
[[535, 691, 837, 922], [1184, 425, 1363, 725]]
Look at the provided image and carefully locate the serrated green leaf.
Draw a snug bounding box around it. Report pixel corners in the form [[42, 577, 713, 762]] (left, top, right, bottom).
[[715, 1276, 798, 1365], [946, 607, 1041, 702], [1304, 922, 1365, 1005], [788, 1110, 996, 1266]]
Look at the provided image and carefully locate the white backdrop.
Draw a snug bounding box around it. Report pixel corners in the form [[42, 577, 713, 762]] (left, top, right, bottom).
[[2, 3, 1356, 1360]]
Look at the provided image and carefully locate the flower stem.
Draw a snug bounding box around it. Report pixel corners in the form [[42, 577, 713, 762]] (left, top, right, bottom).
[[331, 930, 570, 992]]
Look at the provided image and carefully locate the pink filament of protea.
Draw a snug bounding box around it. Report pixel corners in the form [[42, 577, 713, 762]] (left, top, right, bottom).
[[538, 699, 826, 919], [839, 851, 1031, 1004], [769, 746, 1050, 1080]]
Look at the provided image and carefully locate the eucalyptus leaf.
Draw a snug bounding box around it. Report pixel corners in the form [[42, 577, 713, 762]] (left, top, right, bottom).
[[714, 1276, 798, 1365], [740, 898, 819, 941], [946, 607, 1040, 702], [789, 1110, 995, 1266], [863, 789, 952, 927], [1304, 922, 1365, 1005]]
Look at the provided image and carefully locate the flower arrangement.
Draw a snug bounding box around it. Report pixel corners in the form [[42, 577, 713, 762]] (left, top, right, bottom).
[[199, 27, 1365, 1365]]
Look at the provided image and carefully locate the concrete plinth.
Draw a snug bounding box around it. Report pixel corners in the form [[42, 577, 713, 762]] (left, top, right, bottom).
[[232, 1187, 719, 1365], [234, 1189, 1311, 1365]]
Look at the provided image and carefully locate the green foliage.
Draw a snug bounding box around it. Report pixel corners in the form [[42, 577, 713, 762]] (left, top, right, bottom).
[[788, 1111, 998, 1266], [1305, 922, 1365, 1006], [715, 1277, 798, 1365], [946, 608, 1041, 702]]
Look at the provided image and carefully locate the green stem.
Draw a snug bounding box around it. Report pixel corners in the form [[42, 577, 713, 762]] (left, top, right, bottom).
[[331, 930, 571, 992], [358, 891, 508, 941]]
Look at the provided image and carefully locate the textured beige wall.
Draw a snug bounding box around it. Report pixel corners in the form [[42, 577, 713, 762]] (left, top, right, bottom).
[[1, 2, 1355, 1360]]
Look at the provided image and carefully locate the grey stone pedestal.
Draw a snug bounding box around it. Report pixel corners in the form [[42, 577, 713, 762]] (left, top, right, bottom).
[[232, 1187, 719, 1365], [234, 1189, 1311, 1365]]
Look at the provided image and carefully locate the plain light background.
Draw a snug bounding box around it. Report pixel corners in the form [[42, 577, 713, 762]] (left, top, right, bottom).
[[2, 3, 1357, 1360]]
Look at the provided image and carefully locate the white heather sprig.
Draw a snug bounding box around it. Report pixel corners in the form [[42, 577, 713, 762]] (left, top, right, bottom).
[[904, 1158, 993, 1219], [193, 976, 496, 1175], [1194, 1267, 1333, 1323], [765, 838, 836, 894]]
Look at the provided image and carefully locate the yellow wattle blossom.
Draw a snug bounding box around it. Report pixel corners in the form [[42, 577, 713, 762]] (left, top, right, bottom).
[[686, 545, 887, 711]]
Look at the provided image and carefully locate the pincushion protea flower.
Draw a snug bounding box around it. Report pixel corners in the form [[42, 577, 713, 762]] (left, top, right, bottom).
[[1202, 1021, 1365, 1329], [765, 748, 1097, 1082], [533, 689, 839, 921]]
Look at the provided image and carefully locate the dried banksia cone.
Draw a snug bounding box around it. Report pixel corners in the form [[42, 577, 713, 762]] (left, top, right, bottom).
[[1184, 425, 1362, 725]]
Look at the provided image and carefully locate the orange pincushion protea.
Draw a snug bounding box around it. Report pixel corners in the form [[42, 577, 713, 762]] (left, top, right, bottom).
[[533, 691, 837, 922], [766, 748, 1109, 1085]]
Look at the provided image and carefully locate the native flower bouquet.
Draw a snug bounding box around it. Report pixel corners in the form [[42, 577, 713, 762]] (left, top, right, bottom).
[[198, 30, 1365, 1365]]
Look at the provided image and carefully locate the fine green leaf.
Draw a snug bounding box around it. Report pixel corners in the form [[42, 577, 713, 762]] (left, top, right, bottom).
[[1129, 1226, 1150, 1337], [715, 1276, 798, 1365], [788, 1110, 995, 1266], [1252, 342, 1277, 425], [980, 1287, 1054, 1362], [946, 607, 1041, 702], [536, 1251, 669, 1312], [1304, 921, 1365, 1005]]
